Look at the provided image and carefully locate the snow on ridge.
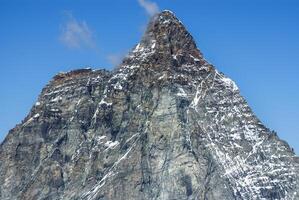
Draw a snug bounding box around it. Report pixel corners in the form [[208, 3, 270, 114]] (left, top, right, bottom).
[[92, 63, 140, 122], [151, 41, 156, 49], [221, 76, 239, 92], [104, 141, 119, 150], [50, 96, 62, 103], [176, 88, 188, 97], [212, 70, 239, 92], [132, 43, 144, 53], [99, 99, 112, 106], [130, 39, 157, 61], [23, 113, 40, 126], [162, 10, 174, 14], [189, 54, 200, 62], [185, 66, 297, 199], [162, 19, 171, 24], [159, 10, 184, 26]]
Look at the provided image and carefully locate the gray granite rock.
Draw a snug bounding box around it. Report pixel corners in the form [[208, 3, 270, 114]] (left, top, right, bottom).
[[0, 10, 298, 200]]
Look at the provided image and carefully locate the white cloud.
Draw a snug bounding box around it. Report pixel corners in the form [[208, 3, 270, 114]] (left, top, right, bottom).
[[138, 0, 160, 16], [106, 52, 127, 67], [59, 13, 96, 49]]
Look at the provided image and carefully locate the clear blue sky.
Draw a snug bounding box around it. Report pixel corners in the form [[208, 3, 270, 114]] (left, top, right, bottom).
[[0, 0, 298, 154]]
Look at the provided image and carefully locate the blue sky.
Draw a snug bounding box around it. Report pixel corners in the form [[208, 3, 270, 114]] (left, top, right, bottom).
[[0, 0, 298, 153]]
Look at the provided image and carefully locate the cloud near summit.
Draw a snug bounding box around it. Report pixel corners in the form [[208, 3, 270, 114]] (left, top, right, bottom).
[[59, 13, 96, 49], [138, 0, 160, 16]]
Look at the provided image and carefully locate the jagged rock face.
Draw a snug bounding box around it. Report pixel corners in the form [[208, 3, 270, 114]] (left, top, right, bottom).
[[0, 10, 298, 200]]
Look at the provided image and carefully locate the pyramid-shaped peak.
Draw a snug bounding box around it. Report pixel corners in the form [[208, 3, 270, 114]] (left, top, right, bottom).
[[126, 10, 203, 66], [156, 10, 179, 22]]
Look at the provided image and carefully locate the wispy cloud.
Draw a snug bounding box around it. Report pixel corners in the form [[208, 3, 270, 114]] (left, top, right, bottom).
[[138, 0, 160, 16], [59, 12, 96, 49], [106, 51, 128, 67]]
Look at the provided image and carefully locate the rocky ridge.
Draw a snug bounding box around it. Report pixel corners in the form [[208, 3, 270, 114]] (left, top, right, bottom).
[[0, 10, 298, 200]]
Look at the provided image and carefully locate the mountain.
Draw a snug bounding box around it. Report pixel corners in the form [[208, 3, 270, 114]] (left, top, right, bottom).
[[0, 10, 298, 200]]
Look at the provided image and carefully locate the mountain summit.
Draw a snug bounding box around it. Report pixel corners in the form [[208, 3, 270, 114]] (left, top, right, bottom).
[[0, 11, 298, 200], [124, 10, 204, 70], [140, 10, 201, 58]]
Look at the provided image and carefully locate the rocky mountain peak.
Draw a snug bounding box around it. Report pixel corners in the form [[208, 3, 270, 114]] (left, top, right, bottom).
[[0, 10, 298, 200], [142, 10, 200, 56], [123, 10, 204, 69]]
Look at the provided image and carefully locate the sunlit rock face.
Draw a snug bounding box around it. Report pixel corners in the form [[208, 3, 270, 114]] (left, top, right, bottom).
[[0, 10, 298, 200]]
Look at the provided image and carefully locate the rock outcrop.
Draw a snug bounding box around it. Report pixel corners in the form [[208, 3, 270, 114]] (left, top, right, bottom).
[[1, 10, 298, 200]]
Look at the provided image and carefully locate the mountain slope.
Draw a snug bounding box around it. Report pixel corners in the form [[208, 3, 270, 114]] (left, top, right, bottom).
[[0, 10, 298, 200]]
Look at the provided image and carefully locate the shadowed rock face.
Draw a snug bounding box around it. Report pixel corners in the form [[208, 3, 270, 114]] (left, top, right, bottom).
[[0, 10, 298, 200]]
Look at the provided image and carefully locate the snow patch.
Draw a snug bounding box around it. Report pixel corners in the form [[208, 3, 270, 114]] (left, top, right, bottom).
[[23, 113, 40, 126], [221, 76, 238, 91], [158, 74, 166, 80], [133, 43, 144, 53], [50, 96, 62, 103], [177, 88, 187, 97], [99, 99, 112, 106], [113, 82, 123, 90], [104, 141, 119, 150], [189, 54, 200, 62], [162, 19, 171, 24], [95, 135, 106, 144], [151, 41, 156, 49], [33, 113, 40, 118]]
